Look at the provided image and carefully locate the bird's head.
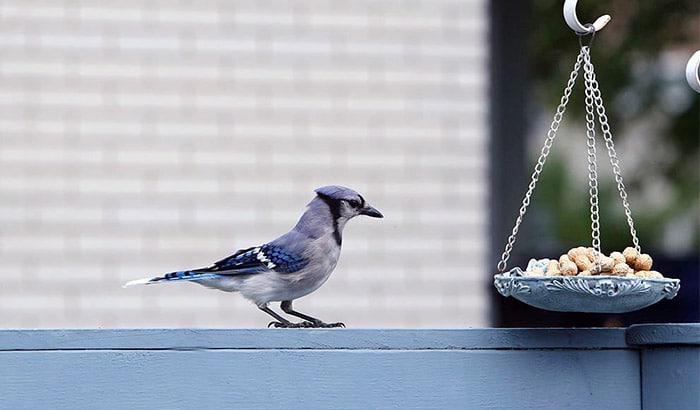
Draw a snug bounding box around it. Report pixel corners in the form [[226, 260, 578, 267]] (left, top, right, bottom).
[[314, 185, 384, 221]]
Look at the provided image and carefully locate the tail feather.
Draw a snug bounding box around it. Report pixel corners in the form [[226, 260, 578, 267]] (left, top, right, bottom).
[[123, 270, 220, 288], [123, 277, 154, 288]]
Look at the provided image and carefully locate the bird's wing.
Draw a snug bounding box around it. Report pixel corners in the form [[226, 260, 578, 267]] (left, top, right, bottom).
[[123, 243, 310, 287], [198, 244, 309, 275]]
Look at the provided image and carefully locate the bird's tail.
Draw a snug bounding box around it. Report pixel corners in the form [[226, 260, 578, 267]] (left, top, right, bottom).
[[123, 270, 220, 288]]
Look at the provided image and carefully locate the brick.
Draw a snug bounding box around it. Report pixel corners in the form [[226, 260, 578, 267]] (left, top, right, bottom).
[[77, 63, 145, 78], [231, 11, 296, 26], [0, 206, 31, 223], [39, 34, 105, 49], [76, 178, 145, 194], [0, 148, 106, 164], [78, 6, 144, 22], [115, 150, 180, 165], [0, 176, 68, 192], [39, 207, 105, 223], [33, 265, 104, 283], [78, 235, 144, 252], [154, 178, 219, 194], [0, 4, 66, 19]]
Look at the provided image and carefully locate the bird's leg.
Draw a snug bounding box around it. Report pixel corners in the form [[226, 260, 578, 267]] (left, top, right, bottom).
[[260, 306, 315, 328], [280, 300, 345, 328], [260, 306, 295, 328]]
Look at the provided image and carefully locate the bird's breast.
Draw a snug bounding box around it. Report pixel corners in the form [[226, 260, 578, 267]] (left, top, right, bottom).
[[290, 235, 341, 292]]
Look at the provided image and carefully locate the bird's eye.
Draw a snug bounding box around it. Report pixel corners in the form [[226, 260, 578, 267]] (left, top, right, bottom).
[[347, 199, 360, 208]]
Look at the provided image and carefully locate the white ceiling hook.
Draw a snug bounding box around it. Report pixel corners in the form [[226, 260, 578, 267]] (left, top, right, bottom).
[[563, 0, 611, 34], [685, 50, 700, 93]]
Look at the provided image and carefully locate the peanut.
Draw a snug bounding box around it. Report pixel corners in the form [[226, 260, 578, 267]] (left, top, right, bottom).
[[634, 253, 653, 271], [585, 247, 597, 262], [647, 271, 663, 279], [546, 260, 560, 276], [567, 247, 585, 262], [574, 255, 592, 272], [560, 261, 578, 276], [612, 262, 633, 276], [623, 247, 639, 266], [636, 270, 663, 279], [610, 251, 625, 265]]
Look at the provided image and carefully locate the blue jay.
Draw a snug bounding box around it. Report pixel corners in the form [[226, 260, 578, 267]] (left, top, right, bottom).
[[125, 186, 383, 328]]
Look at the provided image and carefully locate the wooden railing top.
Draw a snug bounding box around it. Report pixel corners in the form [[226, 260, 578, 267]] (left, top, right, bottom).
[[2, 325, 696, 351], [0, 327, 633, 351]]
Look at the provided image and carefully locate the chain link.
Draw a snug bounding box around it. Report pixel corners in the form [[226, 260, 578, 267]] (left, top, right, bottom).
[[497, 49, 585, 272], [583, 50, 642, 253]]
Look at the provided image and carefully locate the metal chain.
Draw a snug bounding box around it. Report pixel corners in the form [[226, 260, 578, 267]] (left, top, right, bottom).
[[497, 49, 585, 272], [497, 38, 643, 272], [582, 46, 602, 268], [584, 51, 642, 253]]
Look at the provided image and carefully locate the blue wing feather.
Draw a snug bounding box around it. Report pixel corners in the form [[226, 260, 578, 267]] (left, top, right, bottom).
[[206, 244, 308, 274], [151, 244, 309, 284]]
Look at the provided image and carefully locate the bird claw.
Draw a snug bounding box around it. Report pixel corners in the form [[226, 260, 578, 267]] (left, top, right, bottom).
[[268, 320, 345, 328], [268, 321, 312, 328], [268, 321, 291, 328], [321, 322, 345, 328]]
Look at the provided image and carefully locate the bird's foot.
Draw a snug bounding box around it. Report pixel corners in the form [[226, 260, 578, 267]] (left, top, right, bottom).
[[311, 321, 345, 328], [268, 320, 345, 328], [268, 321, 310, 328]]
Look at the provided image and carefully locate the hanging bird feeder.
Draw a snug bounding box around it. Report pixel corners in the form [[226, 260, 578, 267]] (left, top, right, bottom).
[[493, 0, 681, 313]]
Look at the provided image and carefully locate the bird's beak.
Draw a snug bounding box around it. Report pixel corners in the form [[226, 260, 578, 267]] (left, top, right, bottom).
[[360, 204, 383, 218]]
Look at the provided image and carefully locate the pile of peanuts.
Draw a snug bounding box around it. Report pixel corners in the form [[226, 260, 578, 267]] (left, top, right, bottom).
[[525, 246, 665, 278]]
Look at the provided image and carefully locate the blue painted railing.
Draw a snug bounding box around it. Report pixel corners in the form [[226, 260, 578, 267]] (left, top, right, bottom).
[[1, 324, 698, 409]]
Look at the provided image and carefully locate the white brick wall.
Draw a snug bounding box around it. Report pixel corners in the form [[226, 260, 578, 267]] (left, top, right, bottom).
[[0, 1, 489, 328]]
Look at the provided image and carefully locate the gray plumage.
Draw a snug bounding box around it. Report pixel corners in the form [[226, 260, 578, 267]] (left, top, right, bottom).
[[125, 185, 383, 328]]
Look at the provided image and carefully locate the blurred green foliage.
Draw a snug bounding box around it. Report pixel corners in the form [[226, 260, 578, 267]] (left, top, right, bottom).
[[527, 0, 699, 254]]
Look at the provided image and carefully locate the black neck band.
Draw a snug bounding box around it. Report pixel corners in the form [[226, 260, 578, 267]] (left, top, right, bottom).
[[316, 193, 342, 246]]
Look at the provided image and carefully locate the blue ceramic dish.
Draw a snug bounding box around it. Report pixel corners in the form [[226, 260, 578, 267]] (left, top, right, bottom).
[[494, 268, 681, 313]]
